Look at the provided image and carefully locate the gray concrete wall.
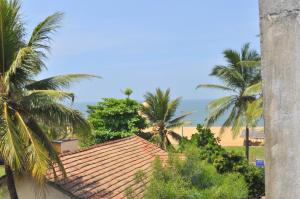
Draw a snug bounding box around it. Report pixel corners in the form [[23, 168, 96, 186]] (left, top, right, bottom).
[[259, 1, 300, 198]]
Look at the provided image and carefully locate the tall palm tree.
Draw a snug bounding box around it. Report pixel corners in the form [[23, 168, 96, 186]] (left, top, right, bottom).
[[140, 88, 190, 150], [0, 1, 97, 198], [197, 43, 261, 161]]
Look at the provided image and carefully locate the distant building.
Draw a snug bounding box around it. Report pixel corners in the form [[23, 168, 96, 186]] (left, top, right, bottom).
[[14, 136, 167, 199]]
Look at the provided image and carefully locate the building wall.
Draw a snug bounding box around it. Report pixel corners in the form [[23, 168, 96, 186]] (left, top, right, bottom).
[[259, 0, 300, 198], [14, 176, 71, 199]]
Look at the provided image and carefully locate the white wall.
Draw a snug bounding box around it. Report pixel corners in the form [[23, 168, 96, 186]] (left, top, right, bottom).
[[14, 176, 71, 199]]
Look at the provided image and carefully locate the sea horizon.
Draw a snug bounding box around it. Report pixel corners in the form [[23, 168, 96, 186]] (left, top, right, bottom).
[[71, 99, 264, 127]]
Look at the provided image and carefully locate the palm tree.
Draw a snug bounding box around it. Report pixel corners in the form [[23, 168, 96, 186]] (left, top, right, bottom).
[[0, 1, 97, 198], [123, 88, 133, 99], [197, 43, 261, 161], [140, 88, 190, 150]]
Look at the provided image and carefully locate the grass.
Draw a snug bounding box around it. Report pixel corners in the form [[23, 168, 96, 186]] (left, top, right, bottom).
[[224, 146, 265, 163]]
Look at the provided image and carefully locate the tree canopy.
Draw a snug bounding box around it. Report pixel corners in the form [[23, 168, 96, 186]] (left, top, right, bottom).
[[87, 98, 147, 144]]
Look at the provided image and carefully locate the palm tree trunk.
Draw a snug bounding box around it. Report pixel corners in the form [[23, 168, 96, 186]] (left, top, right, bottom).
[[5, 164, 19, 199], [245, 126, 250, 162], [159, 128, 167, 150]]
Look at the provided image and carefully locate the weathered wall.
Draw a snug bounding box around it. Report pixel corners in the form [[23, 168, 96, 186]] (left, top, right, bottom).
[[14, 176, 71, 199], [259, 0, 300, 198]]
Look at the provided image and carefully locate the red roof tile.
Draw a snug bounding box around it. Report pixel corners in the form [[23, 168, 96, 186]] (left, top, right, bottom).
[[47, 136, 167, 199]]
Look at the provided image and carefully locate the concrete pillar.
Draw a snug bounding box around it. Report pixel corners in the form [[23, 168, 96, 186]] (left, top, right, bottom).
[[259, 1, 300, 198]]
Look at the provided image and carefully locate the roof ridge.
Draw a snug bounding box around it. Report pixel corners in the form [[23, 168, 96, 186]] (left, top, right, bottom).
[[134, 134, 167, 152], [59, 136, 136, 157]]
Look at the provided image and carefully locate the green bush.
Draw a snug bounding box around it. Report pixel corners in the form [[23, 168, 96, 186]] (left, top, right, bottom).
[[86, 98, 147, 144], [178, 124, 265, 198], [143, 152, 248, 199]]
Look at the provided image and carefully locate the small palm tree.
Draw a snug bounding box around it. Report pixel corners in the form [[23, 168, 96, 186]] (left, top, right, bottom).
[[140, 88, 190, 150], [0, 1, 98, 198], [197, 43, 261, 161], [123, 88, 133, 99]]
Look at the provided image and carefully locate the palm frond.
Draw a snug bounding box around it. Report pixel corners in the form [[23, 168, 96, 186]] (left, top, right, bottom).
[[196, 84, 235, 92], [166, 121, 190, 129], [0, 102, 23, 171], [25, 90, 75, 102], [167, 112, 192, 128], [25, 74, 101, 90], [19, 100, 90, 136], [164, 97, 181, 122], [243, 82, 262, 96], [25, 118, 66, 177], [15, 111, 49, 183], [4, 47, 43, 91], [245, 98, 263, 127], [28, 12, 63, 52], [166, 131, 182, 141], [205, 96, 235, 127]]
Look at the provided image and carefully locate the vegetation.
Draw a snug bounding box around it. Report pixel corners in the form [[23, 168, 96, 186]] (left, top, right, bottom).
[[179, 125, 265, 198], [0, 1, 96, 198], [87, 98, 147, 144], [140, 88, 190, 150], [0, 166, 4, 177], [197, 43, 261, 161], [224, 146, 264, 163], [142, 152, 248, 199], [123, 88, 133, 99]]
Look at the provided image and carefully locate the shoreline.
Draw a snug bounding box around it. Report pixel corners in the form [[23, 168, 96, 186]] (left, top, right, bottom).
[[170, 126, 264, 147]]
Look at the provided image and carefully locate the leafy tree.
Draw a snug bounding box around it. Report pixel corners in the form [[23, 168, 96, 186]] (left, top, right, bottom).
[[123, 88, 133, 99], [179, 125, 265, 198], [87, 98, 147, 144], [197, 43, 261, 161], [140, 88, 191, 150], [142, 152, 248, 199], [0, 1, 96, 198]]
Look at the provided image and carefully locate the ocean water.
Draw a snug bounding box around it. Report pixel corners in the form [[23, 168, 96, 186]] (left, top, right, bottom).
[[72, 99, 263, 127]]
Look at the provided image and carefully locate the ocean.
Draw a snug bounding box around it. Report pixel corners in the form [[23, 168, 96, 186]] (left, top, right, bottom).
[[72, 99, 263, 127]]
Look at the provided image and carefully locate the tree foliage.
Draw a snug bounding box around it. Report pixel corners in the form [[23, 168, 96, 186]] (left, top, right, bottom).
[[179, 125, 265, 198], [197, 43, 261, 136], [0, 0, 97, 197], [142, 152, 248, 199], [140, 88, 190, 150], [87, 98, 147, 144]]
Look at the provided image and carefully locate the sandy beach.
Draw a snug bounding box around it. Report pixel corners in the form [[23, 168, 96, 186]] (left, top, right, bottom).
[[165, 126, 264, 146]]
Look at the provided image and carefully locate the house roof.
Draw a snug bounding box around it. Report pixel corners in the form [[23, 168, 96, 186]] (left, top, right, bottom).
[[46, 135, 167, 199]]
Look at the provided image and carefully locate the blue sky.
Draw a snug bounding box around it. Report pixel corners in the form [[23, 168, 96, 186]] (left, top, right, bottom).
[[23, 0, 260, 102]]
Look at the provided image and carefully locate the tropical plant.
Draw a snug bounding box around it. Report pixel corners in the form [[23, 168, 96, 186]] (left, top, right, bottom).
[[140, 88, 190, 150], [142, 152, 248, 199], [178, 125, 265, 198], [0, 1, 97, 198], [123, 88, 133, 99], [197, 43, 261, 161], [87, 98, 147, 144]]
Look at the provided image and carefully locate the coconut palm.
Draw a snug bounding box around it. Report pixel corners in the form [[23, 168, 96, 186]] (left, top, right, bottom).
[[0, 1, 97, 198], [197, 43, 261, 161], [140, 88, 190, 150], [123, 88, 133, 99]]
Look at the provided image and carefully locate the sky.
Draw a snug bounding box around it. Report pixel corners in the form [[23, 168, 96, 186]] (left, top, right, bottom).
[[23, 0, 260, 102]]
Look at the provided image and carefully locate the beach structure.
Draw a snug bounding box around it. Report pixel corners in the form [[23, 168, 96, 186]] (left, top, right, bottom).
[[240, 129, 264, 146], [12, 136, 167, 199], [259, 0, 300, 198]]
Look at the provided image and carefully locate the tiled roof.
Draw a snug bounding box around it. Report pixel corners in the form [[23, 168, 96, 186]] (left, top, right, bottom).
[[47, 136, 167, 199]]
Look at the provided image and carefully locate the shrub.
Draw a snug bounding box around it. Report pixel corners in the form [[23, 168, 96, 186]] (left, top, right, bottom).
[[178, 124, 265, 198], [143, 152, 248, 199], [86, 98, 147, 144]]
